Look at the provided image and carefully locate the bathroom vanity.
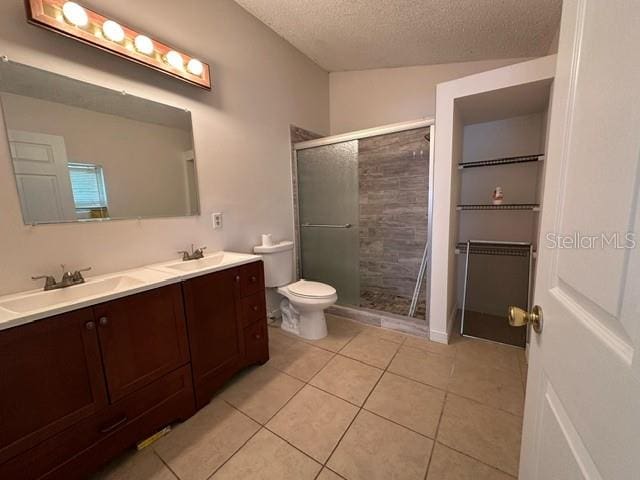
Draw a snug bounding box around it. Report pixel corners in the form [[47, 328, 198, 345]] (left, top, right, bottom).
[[0, 253, 267, 480]]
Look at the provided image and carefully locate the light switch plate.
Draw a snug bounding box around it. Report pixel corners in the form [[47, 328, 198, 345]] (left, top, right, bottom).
[[212, 212, 223, 230]]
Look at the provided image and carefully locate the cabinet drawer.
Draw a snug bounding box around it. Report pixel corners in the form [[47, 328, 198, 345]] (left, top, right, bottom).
[[237, 261, 264, 297], [0, 366, 194, 480], [241, 292, 267, 327], [243, 322, 269, 366]]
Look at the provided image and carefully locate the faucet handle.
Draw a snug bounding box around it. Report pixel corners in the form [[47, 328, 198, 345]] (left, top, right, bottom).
[[72, 267, 91, 282], [32, 275, 57, 290], [32, 274, 53, 281]]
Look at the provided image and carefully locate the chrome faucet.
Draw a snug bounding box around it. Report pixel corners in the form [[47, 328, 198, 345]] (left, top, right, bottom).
[[32, 265, 92, 291], [178, 244, 207, 261]]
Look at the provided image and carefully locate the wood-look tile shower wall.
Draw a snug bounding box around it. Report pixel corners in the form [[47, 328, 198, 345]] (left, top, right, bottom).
[[358, 128, 429, 303]]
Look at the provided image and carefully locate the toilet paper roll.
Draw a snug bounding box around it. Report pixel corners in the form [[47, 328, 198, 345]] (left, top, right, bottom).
[[261, 234, 273, 246]]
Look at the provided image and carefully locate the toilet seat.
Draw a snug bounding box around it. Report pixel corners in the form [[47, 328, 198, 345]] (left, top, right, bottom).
[[287, 280, 336, 299]]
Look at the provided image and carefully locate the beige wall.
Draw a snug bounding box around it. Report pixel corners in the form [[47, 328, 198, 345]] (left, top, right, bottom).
[[1, 93, 193, 219], [329, 58, 530, 134], [0, 0, 329, 295]]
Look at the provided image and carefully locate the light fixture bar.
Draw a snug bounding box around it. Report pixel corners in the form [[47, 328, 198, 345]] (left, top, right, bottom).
[[25, 0, 212, 90]]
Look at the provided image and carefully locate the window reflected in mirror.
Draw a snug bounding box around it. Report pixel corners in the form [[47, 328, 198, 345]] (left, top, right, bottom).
[[0, 60, 200, 225]]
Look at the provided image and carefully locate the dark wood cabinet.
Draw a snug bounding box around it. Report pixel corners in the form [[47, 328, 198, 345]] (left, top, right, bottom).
[[183, 267, 244, 407], [94, 284, 190, 402], [0, 284, 194, 480], [183, 261, 269, 408], [0, 308, 107, 465], [0, 259, 267, 478]]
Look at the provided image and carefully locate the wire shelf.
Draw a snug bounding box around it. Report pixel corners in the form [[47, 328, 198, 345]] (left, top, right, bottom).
[[456, 203, 540, 211], [455, 242, 535, 257], [458, 154, 544, 169]]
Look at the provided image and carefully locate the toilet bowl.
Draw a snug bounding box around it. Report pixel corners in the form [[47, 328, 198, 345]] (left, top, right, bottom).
[[253, 239, 337, 340], [278, 280, 337, 340]]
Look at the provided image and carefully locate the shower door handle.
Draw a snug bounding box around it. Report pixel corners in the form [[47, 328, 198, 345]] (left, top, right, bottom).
[[301, 223, 353, 228]]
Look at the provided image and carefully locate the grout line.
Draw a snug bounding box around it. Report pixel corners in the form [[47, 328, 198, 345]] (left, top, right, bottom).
[[430, 441, 518, 479], [152, 450, 181, 480], [423, 391, 448, 480]]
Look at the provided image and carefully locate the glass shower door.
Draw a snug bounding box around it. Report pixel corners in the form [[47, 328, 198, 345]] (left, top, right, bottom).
[[296, 141, 359, 306]]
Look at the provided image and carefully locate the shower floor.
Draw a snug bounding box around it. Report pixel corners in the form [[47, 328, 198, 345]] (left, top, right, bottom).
[[359, 289, 426, 320]]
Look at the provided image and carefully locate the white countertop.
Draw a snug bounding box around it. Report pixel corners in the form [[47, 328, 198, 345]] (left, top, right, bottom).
[[0, 251, 262, 332]]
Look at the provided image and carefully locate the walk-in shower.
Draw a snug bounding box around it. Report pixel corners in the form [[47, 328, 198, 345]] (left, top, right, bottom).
[[293, 120, 434, 327]]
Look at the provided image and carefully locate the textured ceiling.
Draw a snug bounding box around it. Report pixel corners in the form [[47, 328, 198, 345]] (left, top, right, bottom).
[[233, 0, 562, 71]]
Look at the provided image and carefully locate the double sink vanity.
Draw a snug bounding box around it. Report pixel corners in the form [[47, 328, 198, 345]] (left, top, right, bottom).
[[0, 252, 269, 479]]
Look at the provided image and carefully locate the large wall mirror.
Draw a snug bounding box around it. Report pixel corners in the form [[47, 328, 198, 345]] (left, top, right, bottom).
[[0, 60, 200, 224]]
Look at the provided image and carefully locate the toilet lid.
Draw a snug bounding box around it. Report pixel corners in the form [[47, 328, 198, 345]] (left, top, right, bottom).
[[288, 280, 336, 298]]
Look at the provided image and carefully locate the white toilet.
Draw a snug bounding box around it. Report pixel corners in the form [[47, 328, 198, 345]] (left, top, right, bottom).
[[254, 240, 337, 340]]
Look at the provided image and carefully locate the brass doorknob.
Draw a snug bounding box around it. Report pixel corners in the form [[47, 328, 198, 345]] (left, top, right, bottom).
[[508, 305, 543, 334]]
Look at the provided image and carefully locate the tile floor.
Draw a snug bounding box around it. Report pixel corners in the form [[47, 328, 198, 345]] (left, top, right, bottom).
[[94, 314, 526, 480]]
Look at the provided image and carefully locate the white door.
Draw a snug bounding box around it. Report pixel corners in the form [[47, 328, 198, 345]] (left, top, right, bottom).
[[9, 130, 77, 224], [520, 1, 640, 479]]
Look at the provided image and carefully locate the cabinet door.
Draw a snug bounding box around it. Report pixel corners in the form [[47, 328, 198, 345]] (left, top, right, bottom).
[[94, 284, 190, 402], [0, 308, 107, 464], [183, 268, 244, 402]]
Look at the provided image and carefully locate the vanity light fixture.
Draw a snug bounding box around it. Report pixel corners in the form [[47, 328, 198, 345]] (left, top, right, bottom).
[[134, 34, 154, 56], [24, 0, 212, 90], [187, 58, 204, 76], [61, 1, 88, 28], [165, 50, 184, 70], [102, 20, 125, 43]]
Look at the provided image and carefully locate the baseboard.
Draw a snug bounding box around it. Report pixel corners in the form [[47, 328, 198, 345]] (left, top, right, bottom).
[[429, 308, 459, 344], [429, 329, 449, 344]]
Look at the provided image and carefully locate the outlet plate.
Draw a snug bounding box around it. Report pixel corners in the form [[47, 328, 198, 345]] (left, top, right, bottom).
[[212, 212, 223, 230]]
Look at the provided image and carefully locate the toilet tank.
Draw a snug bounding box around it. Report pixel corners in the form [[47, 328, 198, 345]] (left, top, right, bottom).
[[253, 241, 294, 287]]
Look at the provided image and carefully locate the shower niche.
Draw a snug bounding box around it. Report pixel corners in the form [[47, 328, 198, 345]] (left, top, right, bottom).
[[293, 123, 434, 327]]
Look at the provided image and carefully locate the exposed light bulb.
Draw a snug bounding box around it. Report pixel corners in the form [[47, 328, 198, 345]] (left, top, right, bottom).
[[134, 35, 154, 55], [102, 20, 125, 43], [165, 50, 184, 70], [62, 2, 89, 28], [187, 58, 204, 76]]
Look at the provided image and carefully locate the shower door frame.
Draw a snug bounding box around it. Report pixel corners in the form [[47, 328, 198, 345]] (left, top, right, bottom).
[[292, 118, 435, 322]]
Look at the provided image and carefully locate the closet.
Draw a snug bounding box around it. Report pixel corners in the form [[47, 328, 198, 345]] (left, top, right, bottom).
[[454, 82, 552, 347]]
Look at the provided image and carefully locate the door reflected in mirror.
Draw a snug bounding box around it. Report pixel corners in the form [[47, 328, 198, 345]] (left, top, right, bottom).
[[0, 60, 200, 224]]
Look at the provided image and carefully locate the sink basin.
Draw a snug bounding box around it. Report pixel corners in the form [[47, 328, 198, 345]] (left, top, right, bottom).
[[150, 251, 261, 278], [0, 276, 145, 314], [164, 252, 229, 272]]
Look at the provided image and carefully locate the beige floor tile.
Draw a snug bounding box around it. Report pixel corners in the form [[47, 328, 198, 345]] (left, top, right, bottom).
[[154, 398, 260, 480], [219, 365, 304, 424], [364, 372, 445, 438], [404, 335, 456, 358], [455, 340, 521, 374], [327, 410, 433, 480], [301, 315, 365, 352], [359, 325, 407, 344], [268, 341, 334, 382], [317, 468, 345, 480], [212, 428, 321, 480], [519, 353, 529, 389], [340, 333, 400, 369], [437, 395, 522, 476], [267, 385, 358, 463], [310, 355, 383, 406], [92, 449, 177, 480], [448, 359, 524, 416], [388, 346, 453, 389], [269, 327, 300, 350], [426, 443, 515, 480]]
